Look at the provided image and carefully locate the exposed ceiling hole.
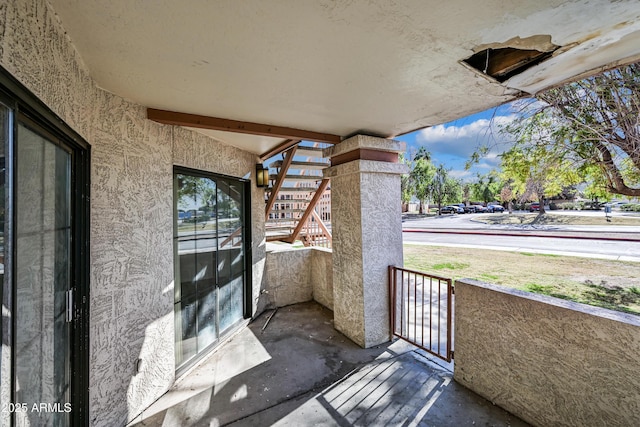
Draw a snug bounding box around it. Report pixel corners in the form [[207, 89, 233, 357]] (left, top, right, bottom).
[[464, 37, 560, 82]]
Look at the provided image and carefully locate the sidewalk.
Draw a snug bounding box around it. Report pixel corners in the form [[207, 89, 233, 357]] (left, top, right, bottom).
[[402, 213, 640, 242]]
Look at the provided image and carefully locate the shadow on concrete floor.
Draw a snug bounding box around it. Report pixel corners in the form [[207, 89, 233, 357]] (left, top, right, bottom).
[[129, 302, 528, 427]]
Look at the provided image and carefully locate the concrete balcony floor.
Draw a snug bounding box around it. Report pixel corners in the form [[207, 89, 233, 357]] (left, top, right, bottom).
[[130, 302, 528, 426]]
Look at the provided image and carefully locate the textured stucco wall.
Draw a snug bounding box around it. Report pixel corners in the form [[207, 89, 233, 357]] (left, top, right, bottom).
[[0, 1, 265, 425], [454, 279, 640, 427], [263, 246, 333, 311], [264, 247, 313, 309], [325, 135, 406, 348], [327, 167, 365, 344], [310, 248, 333, 311]]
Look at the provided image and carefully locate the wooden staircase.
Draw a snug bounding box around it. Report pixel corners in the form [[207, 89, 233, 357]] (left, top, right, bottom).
[[264, 143, 332, 247]]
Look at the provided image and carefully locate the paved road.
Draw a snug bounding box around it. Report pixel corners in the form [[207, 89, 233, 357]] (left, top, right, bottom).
[[402, 212, 640, 262], [403, 210, 640, 232]]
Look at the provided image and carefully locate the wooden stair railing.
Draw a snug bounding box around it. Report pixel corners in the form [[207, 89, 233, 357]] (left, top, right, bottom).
[[264, 142, 332, 247], [265, 146, 297, 219], [286, 178, 330, 244]]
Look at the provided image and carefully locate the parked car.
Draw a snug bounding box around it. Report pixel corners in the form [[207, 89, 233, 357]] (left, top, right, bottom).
[[487, 204, 505, 213], [529, 202, 540, 212], [462, 205, 477, 213], [474, 205, 488, 213], [455, 203, 469, 213], [605, 201, 626, 209], [439, 205, 463, 214]]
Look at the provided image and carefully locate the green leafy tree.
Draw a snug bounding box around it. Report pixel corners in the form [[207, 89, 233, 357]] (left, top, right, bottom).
[[430, 164, 461, 214], [581, 163, 611, 202], [445, 176, 463, 205], [414, 146, 432, 162], [470, 62, 640, 200], [500, 136, 581, 214], [410, 157, 436, 213], [471, 171, 502, 204], [400, 153, 413, 211], [513, 62, 640, 196]]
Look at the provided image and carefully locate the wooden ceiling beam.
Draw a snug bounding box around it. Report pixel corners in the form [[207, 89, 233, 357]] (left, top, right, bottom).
[[147, 108, 341, 144]]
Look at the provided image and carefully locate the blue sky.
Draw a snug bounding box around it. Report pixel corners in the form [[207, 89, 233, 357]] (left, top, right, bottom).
[[394, 101, 523, 182]]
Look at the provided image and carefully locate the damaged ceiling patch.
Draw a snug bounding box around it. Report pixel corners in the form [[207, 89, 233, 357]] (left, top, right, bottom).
[[464, 35, 560, 82]]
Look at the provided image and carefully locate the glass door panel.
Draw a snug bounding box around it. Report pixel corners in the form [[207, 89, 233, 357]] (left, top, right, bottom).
[[194, 177, 217, 351], [15, 122, 71, 426], [175, 174, 219, 366], [0, 103, 10, 427], [217, 179, 244, 334], [174, 172, 246, 369], [175, 173, 199, 366]]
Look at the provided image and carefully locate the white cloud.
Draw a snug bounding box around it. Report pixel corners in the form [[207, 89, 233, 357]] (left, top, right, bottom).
[[415, 114, 518, 161], [449, 169, 473, 180]]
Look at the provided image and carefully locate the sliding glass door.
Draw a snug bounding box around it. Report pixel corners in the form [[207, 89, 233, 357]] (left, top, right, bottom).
[[174, 169, 249, 369], [14, 119, 72, 426], [0, 71, 90, 426]]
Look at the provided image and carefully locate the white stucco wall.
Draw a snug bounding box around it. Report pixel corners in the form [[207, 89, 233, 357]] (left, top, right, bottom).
[[0, 1, 266, 425], [324, 135, 407, 348], [454, 279, 640, 427]]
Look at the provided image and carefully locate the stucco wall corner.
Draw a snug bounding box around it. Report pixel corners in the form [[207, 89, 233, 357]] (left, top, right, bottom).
[[310, 247, 333, 311], [264, 246, 313, 309]]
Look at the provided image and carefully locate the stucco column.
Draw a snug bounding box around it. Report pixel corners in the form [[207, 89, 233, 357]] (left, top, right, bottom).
[[323, 135, 408, 348]]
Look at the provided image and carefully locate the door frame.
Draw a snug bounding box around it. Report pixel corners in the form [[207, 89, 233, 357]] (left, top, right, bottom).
[[0, 67, 90, 426]]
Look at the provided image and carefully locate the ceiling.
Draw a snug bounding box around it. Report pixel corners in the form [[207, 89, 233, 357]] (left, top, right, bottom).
[[49, 0, 640, 155]]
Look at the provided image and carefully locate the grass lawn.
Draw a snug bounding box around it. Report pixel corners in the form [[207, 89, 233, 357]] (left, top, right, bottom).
[[404, 244, 640, 315], [474, 212, 640, 226]]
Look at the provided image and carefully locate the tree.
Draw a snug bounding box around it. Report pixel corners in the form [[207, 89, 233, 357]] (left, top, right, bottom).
[[468, 62, 640, 201], [400, 153, 413, 211], [446, 176, 463, 205], [499, 184, 515, 213], [499, 136, 581, 214], [471, 171, 502, 204], [410, 157, 436, 213], [513, 62, 640, 196], [177, 175, 217, 218], [462, 183, 471, 205], [580, 163, 611, 202], [429, 164, 461, 214], [414, 146, 432, 162]]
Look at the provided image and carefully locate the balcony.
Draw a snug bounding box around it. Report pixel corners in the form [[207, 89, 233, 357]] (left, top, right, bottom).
[[129, 302, 527, 426]]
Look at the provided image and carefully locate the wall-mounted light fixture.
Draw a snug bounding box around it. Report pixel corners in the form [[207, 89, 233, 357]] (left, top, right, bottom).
[[255, 163, 269, 188]]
